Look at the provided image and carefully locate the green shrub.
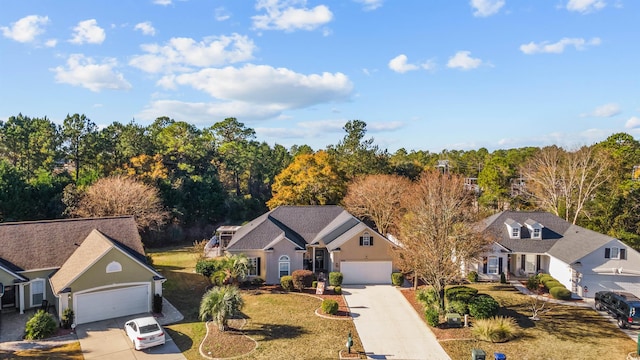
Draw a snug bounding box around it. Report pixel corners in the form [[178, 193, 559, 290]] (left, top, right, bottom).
[[469, 295, 500, 319], [424, 306, 440, 327], [472, 316, 519, 343], [195, 259, 222, 278], [61, 308, 74, 329], [334, 286, 342, 294], [445, 286, 479, 303], [526, 276, 539, 291], [321, 299, 339, 315], [543, 280, 563, 290], [312, 281, 318, 289], [329, 272, 343, 286], [447, 300, 468, 315], [153, 294, 163, 314], [467, 271, 479, 283], [391, 272, 404, 286], [25, 310, 57, 340], [417, 288, 438, 307], [537, 274, 554, 284], [292, 269, 314, 291], [500, 272, 507, 284], [549, 286, 572, 300], [251, 278, 265, 286], [280, 275, 293, 291]]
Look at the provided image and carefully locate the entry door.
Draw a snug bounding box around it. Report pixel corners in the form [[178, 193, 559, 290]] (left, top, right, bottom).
[[2, 285, 15, 308]]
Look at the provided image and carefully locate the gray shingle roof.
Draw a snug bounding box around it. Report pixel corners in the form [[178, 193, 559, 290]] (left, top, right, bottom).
[[484, 211, 614, 263], [226, 205, 357, 250], [0, 216, 145, 271]]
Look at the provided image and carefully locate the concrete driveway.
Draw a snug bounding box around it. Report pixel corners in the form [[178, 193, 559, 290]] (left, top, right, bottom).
[[343, 285, 450, 360], [76, 315, 186, 360]]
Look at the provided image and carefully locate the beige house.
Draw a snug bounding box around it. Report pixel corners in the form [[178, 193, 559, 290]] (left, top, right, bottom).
[[0, 217, 164, 324], [223, 206, 397, 285]]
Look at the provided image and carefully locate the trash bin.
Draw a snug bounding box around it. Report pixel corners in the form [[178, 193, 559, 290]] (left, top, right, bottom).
[[494, 353, 506, 360], [471, 348, 486, 360]]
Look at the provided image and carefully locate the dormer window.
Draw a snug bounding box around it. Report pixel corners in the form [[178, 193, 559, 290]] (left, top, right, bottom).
[[505, 218, 522, 239], [533, 228, 541, 238], [512, 228, 520, 238], [525, 219, 544, 239]]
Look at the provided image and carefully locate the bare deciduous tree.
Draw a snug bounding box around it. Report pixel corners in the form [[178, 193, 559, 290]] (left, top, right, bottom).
[[394, 171, 492, 310], [72, 176, 168, 230], [522, 146, 610, 224], [342, 174, 412, 235]]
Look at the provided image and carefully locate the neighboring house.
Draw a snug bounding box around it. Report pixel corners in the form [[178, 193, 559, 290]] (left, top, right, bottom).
[[221, 205, 397, 285], [0, 217, 164, 324], [469, 211, 640, 298]]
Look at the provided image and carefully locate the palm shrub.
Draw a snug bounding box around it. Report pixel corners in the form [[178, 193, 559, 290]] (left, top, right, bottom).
[[321, 299, 339, 315], [472, 316, 519, 343], [280, 275, 294, 291], [467, 271, 479, 283], [25, 310, 57, 340], [549, 286, 572, 300], [425, 306, 440, 327], [292, 269, 314, 291], [417, 288, 438, 307], [199, 285, 244, 331], [329, 272, 343, 286], [468, 295, 500, 319], [391, 272, 404, 286]]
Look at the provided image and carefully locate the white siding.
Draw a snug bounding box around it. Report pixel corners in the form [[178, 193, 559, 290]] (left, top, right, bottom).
[[547, 255, 572, 288]]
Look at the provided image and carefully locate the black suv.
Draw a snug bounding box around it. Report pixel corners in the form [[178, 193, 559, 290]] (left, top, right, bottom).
[[594, 291, 640, 329]]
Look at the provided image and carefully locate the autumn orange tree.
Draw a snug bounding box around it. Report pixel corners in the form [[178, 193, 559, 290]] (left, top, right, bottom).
[[342, 174, 412, 235], [267, 151, 346, 209], [72, 175, 168, 230], [395, 171, 491, 309]]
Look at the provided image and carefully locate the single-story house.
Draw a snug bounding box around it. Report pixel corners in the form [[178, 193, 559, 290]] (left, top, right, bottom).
[[469, 211, 640, 298], [0, 216, 164, 324], [222, 205, 397, 285]]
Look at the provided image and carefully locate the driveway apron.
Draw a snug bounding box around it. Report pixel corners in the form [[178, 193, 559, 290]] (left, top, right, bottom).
[[343, 285, 451, 360]]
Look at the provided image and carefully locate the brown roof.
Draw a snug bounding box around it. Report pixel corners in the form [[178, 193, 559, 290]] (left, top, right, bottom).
[[0, 216, 145, 272]]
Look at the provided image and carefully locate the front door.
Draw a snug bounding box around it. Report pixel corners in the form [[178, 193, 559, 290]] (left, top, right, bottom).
[[2, 285, 15, 308], [315, 249, 326, 273]]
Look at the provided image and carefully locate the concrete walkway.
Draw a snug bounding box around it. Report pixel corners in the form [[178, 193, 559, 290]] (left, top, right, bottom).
[[343, 285, 450, 360]]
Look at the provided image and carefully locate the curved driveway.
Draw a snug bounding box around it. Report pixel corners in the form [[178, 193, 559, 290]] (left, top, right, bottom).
[[343, 285, 451, 360]]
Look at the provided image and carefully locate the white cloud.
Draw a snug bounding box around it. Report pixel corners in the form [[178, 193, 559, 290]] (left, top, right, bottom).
[[137, 99, 286, 124], [134, 22, 156, 36], [470, 0, 505, 17], [153, 0, 172, 5], [566, 0, 606, 13], [368, 121, 404, 132], [215, 7, 231, 21], [69, 19, 105, 44], [625, 116, 640, 129], [161, 64, 353, 109], [51, 54, 131, 92], [355, 0, 383, 11], [389, 54, 435, 73], [252, 0, 333, 32], [446, 51, 483, 70], [520, 37, 601, 54], [1, 15, 49, 43], [45, 39, 57, 47], [584, 103, 621, 117], [129, 34, 256, 73]]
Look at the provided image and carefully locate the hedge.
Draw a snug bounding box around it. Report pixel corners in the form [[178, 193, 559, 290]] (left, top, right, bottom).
[[549, 286, 572, 300]]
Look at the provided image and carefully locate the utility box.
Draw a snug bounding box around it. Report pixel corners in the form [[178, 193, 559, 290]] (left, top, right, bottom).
[[494, 353, 506, 360], [445, 313, 461, 327], [471, 348, 486, 360]]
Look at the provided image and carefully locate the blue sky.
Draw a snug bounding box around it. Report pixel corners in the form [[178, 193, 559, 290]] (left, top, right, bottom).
[[1, 0, 639, 152]]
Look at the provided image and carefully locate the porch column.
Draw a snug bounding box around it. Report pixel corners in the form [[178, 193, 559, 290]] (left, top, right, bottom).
[[18, 283, 25, 314], [312, 246, 316, 273]]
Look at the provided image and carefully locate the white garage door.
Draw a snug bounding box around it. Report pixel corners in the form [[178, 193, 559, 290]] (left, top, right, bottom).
[[341, 261, 392, 285], [582, 275, 640, 298], [75, 285, 150, 324]]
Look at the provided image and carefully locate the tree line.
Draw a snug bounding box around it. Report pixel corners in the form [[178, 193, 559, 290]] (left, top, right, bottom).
[[1, 113, 639, 249]]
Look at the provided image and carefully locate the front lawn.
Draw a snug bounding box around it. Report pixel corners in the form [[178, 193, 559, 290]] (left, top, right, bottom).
[[405, 283, 638, 360], [149, 244, 363, 360]]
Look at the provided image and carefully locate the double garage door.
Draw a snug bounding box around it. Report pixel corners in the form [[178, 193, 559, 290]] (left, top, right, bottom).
[[341, 261, 392, 285], [74, 285, 150, 324], [582, 275, 640, 298]]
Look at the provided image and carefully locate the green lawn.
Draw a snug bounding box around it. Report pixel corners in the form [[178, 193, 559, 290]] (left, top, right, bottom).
[[437, 283, 638, 360], [148, 244, 363, 360]]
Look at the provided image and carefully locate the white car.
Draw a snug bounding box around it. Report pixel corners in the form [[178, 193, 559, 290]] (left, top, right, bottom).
[[124, 316, 166, 350]]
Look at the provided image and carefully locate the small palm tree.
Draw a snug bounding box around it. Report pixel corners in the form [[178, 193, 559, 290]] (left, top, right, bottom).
[[199, 285, 244, 331]]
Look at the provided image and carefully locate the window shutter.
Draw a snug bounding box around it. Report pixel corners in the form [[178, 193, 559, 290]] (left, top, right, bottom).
[[482, 257, 487, 274], [620, 248, 626, 260], [370, 237, 373, 246], [604, 248, 611, 259], [498, 257, 503, 274], [257, 258, 261, 276], [359, 237, 363, 246]]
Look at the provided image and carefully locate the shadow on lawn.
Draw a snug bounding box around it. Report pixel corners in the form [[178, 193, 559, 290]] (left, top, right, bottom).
[[243, 323, 308, 340], [165, 327, 194, 350]]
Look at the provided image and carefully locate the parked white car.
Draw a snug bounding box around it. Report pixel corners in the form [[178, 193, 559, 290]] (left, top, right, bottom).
[[124, 316, 166, 350]]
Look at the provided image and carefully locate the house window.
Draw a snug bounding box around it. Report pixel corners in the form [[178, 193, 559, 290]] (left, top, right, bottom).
[[511, 228, 520, 238], [605, 247, 626, 260], [532, 228, 541, 239], [248, 257, 260, 276], [488, 257, 499, 275], [106, 261, 122, 273], [279, 255, 290, 278], [610, 247, 620, 259], [360, 232, 373, 246], [31, 279, 45, 307]]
